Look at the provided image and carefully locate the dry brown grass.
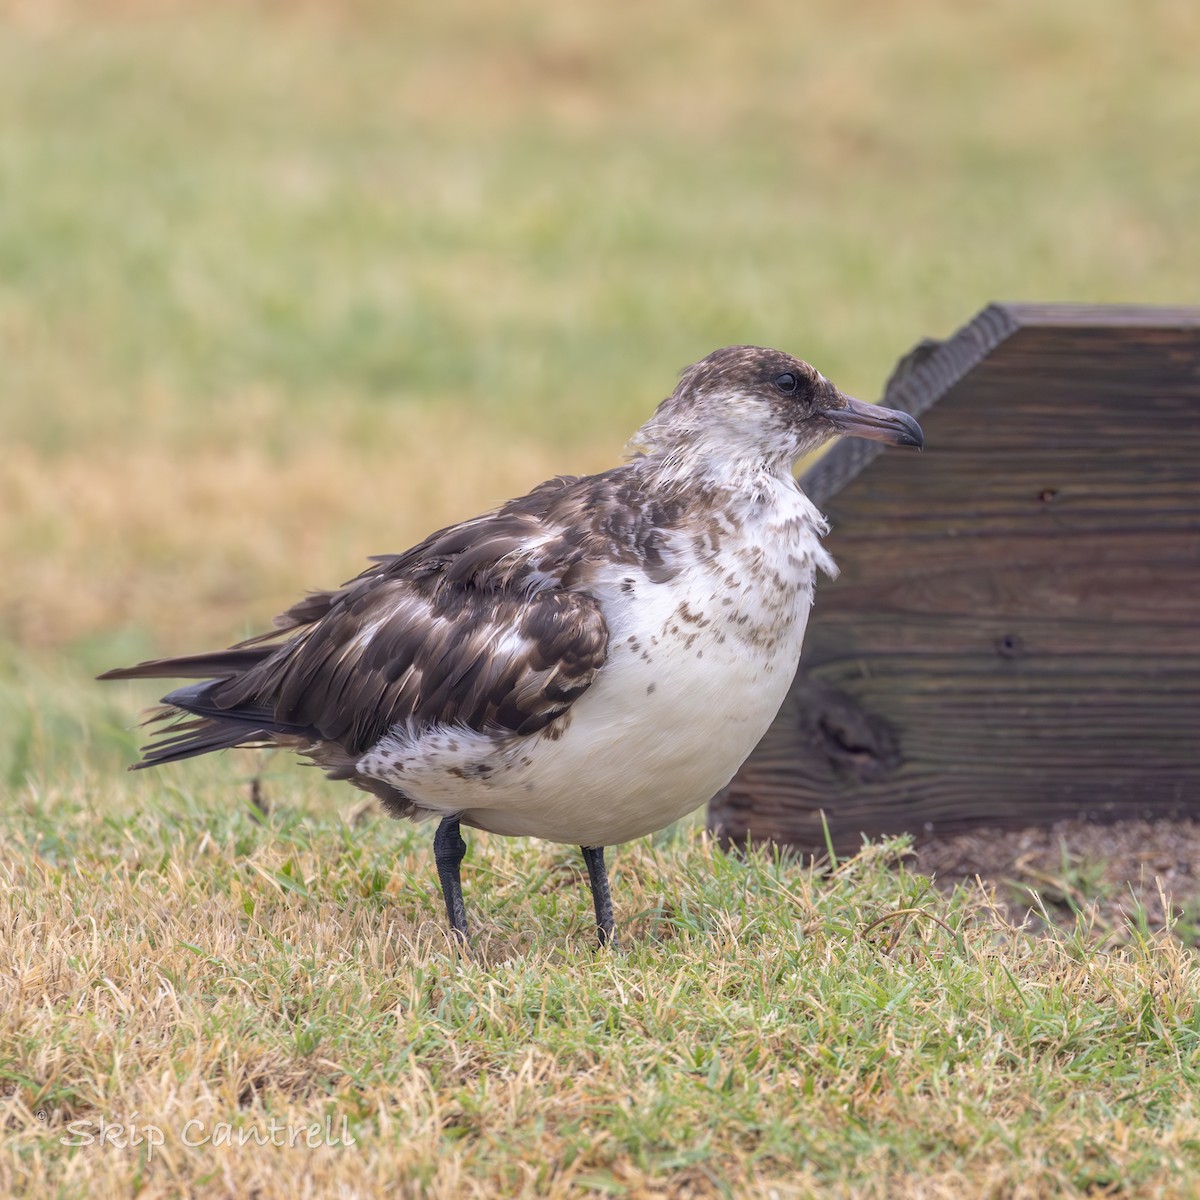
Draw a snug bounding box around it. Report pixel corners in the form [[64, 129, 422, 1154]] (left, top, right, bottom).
[[3, 401, 575, 650], [4, 809, 1200, 1197]]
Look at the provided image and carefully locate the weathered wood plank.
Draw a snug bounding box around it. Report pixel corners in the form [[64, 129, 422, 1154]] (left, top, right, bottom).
[[710, 302, 1200, 853]]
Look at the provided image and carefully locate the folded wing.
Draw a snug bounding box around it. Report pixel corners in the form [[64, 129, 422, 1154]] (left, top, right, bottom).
[[100, 482, 610, 768]]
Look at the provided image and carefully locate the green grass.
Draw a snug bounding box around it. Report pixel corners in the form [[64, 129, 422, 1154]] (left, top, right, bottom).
[[5, 2, 1197, 467], [4, 781, 1200, 1198], [4, 0, 1200, 1194]]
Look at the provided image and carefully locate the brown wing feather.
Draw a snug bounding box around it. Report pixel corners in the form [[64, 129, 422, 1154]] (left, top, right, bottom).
[[108, 474, 611, 765], [213, 582, 607, 755], [102, 464, 712, 769], [256, 474, 584, 639]]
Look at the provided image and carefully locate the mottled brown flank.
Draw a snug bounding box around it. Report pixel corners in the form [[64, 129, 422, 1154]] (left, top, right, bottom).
[[99, 464, 708, 806]]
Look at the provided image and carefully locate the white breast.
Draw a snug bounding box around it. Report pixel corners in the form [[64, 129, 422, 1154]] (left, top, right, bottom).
[[360, 478, 834, 847]]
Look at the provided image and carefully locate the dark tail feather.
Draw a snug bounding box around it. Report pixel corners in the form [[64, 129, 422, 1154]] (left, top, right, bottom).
[[97, 644, 276, 683], [113, 677, 316, 770], [133, 712, 275, 768]]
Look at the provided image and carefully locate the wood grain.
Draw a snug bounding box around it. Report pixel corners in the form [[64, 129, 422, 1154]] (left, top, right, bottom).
[[710, 303, 1200, 853]]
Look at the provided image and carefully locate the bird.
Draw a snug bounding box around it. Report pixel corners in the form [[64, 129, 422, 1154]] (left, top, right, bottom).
[[100, 346, 923, 948]]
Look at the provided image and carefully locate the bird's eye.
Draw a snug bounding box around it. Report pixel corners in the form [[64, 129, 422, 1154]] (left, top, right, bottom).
[[774, 372, 798, 394]]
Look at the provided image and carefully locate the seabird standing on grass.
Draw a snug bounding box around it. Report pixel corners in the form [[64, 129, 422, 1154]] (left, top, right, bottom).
[[101, 347, 923, 947]]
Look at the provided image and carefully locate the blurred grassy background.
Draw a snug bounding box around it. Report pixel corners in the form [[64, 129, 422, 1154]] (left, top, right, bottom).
[[2, 0, 1199, 784]]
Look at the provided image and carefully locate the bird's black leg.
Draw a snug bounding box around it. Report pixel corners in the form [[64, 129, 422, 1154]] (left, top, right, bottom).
[[581, 845, 615, 948], [433, 815, 470, 946]]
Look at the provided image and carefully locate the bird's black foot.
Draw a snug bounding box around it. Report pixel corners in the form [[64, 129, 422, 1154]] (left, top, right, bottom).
[[434, 815, 470, 948], [581, 845, 616, 949]]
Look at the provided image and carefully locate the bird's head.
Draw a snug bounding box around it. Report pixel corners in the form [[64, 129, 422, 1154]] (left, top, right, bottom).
[[630, 345, 923, 481]]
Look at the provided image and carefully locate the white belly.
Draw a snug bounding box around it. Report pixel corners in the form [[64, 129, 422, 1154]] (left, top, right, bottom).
[[461, 584, 814, 846], [359, 485, 833, 846]]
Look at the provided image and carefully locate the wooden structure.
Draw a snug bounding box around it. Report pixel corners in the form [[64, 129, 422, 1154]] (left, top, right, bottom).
[[709, 303, 1200, 853]]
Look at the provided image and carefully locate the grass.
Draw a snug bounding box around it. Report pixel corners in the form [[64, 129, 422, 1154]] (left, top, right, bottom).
[[4, 0, 1199, 654], [3, 0, 1200, 1194], [5, 785, 1200, 1197]]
